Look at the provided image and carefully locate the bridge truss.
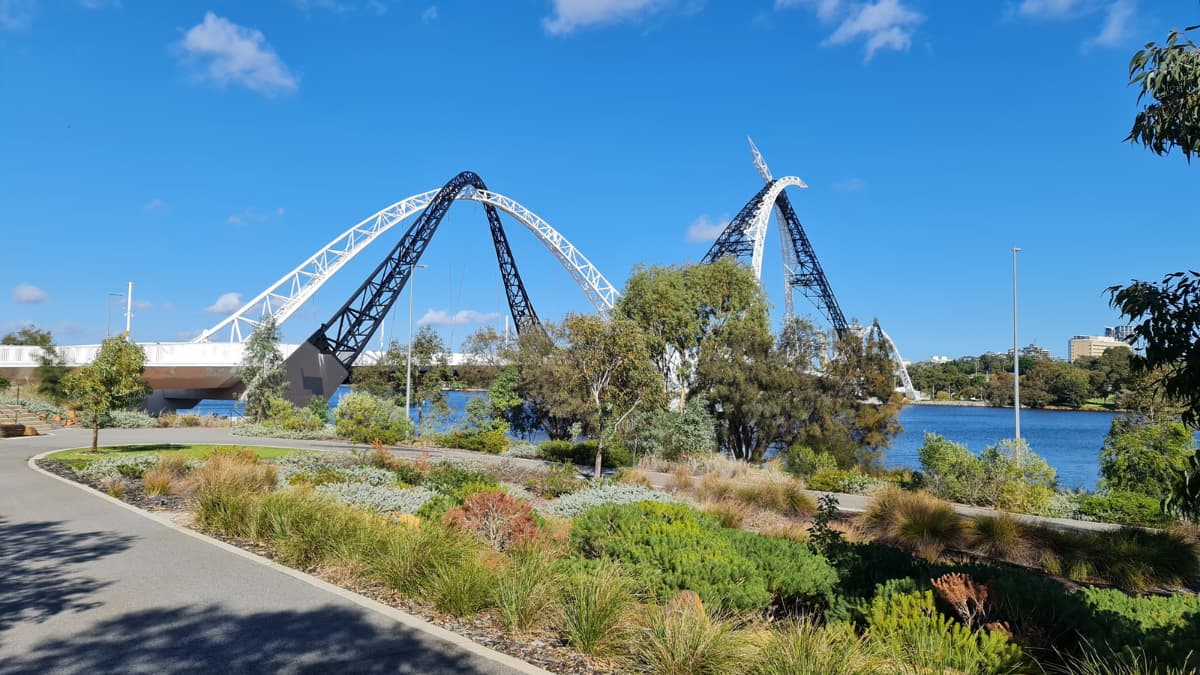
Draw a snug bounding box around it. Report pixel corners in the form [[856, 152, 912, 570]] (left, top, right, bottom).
[[704, 139, 918, 400]]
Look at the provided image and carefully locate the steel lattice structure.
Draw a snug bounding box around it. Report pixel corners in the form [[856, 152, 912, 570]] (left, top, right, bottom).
[[307, 171, 539, 372], [194, 181, 619, 345]]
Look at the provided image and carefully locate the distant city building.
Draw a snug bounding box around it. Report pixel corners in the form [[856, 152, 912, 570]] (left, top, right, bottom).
[[930, 355, 950, 364], [1069, 335, 1133, 363], [1020, 343, 1054, 360]]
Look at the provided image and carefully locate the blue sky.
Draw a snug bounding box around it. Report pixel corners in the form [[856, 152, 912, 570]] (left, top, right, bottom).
[[1, 0, 1195, 361]]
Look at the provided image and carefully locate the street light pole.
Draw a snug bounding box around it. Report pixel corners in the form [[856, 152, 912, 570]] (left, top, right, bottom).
[[105, 292, 124, 338], [1012, 247, 1021, 441], [125, 281, 134, 338], [405, 264, 428, 424]]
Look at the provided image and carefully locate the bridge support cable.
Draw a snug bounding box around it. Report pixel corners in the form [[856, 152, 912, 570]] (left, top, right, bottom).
[[306, 171, 538, 375]]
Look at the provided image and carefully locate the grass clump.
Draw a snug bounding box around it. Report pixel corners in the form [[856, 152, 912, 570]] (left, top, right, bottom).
[[191, 452, 278, 536], [635, 604, 753, 675], [734, 477, 816, 516], [558, 559, 636, 656], [861, 487, 965, 562], [702, 500, 750, 529], [367, 521, 478, 597], [495, 544, 564, 633], [427, 553, 499, 617], [968, 514, 1032, 564], [749, 619, 885, 675]]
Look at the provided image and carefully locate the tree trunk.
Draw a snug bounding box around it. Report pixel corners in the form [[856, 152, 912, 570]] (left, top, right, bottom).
[[593, 439, 603, 481], [91, 417, 99, 452]]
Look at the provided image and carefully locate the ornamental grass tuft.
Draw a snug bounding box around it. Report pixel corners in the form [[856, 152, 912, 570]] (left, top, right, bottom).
[[861, 487, 965, 562], [494, 543, 564, 633], [749, 619, 886, 675], [558, 559, 636, 657], [968, 514, 1032, 565], [634, 604, 753, 675]]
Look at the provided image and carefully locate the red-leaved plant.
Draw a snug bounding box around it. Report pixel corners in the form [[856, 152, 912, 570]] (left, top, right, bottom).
[[443, 491, 540, 551]]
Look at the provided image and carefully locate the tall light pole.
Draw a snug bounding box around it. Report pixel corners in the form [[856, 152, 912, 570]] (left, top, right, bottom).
[[1012, 247, 1021, 441], [105, 292, 124, 338], [125, 281, 134, 338], [405, 264, 428, 424]]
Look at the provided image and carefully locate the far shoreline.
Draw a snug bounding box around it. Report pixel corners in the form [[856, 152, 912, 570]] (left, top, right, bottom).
[[908, 399, 1121, 414]]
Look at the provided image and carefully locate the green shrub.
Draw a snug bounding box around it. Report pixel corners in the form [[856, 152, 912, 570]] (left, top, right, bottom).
[[426, 463, 499, 494], [918, 433, 1057, 514], [558, 558, 636, 656], [784, 444, 838, 478], [526, 462, 584, 498], [436, 428, 508, 454], [1027, 525, 1199, 591], [865, 590, 1023, 674], [1071, 587, 1200, 669], [807, 467, 879, 494], [1076, 490, 1173, 527], [635, 605, 753, 675], [571, 502, 836, 611], [539, 440, 575, 463], [262, 395, 323, 433], [333, 391, 412, 445], [180, 414, 201, 427], [1100, 416, 1194, 498]]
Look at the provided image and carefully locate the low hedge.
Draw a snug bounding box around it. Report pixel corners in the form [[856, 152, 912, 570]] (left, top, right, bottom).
[[538, 439, 634, 468], [1075, 490, 1173, 527], [436, 429, 508, 454], [570, 501, 836, 611]]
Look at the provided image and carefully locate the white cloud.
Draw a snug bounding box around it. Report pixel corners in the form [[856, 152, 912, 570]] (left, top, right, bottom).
[[227, 206, 285, 225], [778, 0, 922, 61], [685, 214, 729, 243], [12, 283, 47, 304], [132, 299, 153, 310], [421, 5, 437, 22], [833, 177, 865, 192], [178, 12, 298, 96], [543, 0, 678, 35], [417, 309, 501, 328], [0, 0, 35, 30], [144, 198, 167, 210], [1017, 0, 1093, 19], [1086, 0, 1134, 48], [204, 292, 243, 314]]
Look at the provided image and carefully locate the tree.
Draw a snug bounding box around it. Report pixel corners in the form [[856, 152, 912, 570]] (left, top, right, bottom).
[[513, 325, 591, 440], [1125, 25, 1200, 162], [238, 317, 287, 422], [487, 366, 537, 439], [409, 326, 458, 432], [1163, 452, 1200, 522], [2, 325, 53, 347], [1109, 272, 1200, 427], [1099, 416, 1194, 497], [63, 337, 151, 451], [36, 345, 70, 404], [560, 314, 664, 478], [351, 340, 406, 399], [617, 258, 767, 408]]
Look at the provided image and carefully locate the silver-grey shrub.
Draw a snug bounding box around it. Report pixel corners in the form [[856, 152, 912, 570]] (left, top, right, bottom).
[[232, 423, 338, 440], [78, 454, 160, 480], [544, 483, 679, 519], [274, 452, 357, 486], [314, 483, 434, 514], [105, 410, 158, 428]]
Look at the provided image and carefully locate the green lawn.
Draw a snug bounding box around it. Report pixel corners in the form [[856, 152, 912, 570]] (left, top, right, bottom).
[[48, 444, 300, 468]]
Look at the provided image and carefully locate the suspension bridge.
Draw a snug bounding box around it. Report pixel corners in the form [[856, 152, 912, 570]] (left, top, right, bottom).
[[0, 141, 917, 410]]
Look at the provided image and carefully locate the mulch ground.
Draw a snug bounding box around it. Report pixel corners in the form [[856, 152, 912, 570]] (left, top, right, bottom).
[[36, 458, 619, 674]]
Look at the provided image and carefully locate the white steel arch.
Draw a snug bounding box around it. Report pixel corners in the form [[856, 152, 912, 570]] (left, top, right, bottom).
[[194, 189, 618, 343], [742, 176, 809, 281]]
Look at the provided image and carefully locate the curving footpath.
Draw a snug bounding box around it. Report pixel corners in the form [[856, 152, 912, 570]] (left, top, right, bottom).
[[0, 428, 546, 675]]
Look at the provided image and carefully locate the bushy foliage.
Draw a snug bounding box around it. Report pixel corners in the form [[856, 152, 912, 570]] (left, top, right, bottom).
[[618, 396, 718, 460], [865, 590, 1023, 673], [426, 463, 499, 494], [232, 422, 338, 440], [784, 444, 838, 477], [78, 454, 159, 479], [543, 482, 679, 519], [103, 409, 158, 428], [806, 467, 885, 495], [538, 439, 634, 468], [918, 433, 1057, 513], [1100, 416, 1194, 498], [861, 488, 965, 562], [571, 502, 836, 611], [1076, 490, 1173, 526], [314, 483, 434, 514], [525, 462, 585, 498], [333, 391, 412, 445], [260, 395, 325, 433], [1073, 586, 1200, 667], [435, 428, 508, 454]]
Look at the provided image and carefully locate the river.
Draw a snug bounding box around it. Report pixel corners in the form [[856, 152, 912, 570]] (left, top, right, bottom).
[[184, 391, 1124, 490]]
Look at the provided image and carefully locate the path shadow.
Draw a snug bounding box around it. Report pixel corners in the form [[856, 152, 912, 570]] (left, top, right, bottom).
[[0, 516, 134, 635], [0, 603, 503, 674]]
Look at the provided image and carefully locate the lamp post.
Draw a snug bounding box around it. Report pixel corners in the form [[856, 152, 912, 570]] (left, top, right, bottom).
[[105, 292, 124, 338], [405, 264, 428, 424], [1012, 247, 1021, 441]]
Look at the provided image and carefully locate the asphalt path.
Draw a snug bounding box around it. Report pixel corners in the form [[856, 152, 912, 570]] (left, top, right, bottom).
[[0, 427, 538, 675]]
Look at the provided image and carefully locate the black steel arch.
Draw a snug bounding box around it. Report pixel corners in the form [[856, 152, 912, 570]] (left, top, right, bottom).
[[702, 180, 848, 338], [307, 171, 540, 372]]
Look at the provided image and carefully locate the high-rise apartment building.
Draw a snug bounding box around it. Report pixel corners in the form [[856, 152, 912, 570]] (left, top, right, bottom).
[[1069, 335, 1133, 362]]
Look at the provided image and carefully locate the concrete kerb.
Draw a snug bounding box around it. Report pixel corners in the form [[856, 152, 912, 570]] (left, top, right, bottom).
[[27, 446, 553, 675]]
